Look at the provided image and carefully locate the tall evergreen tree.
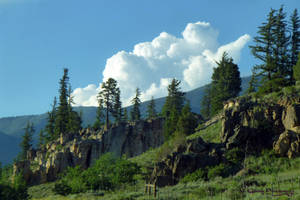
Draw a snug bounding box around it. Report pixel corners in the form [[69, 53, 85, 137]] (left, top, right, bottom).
[[20, 122, 34, 160], [273, 6, 290, 84], [93, 98, 105, 129], [146, 96, 157, 119], [123, 108, 128, 122], [162, 78, 185, 139], [66, 85, 82, 133], [54, 68, 70, 136], [200, 85, 212, 119], [246, 67, 259, 94], [176, 102, 198, 136], [249, 8, 279, 93], [130, 88, 141, 121], [162, 78, 185, 117], [98, 78, 120, 129], [210, 52, 241, 116], [290, 9, 300, 83], [293, 52, 300, 81], [37, 129, 45, 148], [113, 88, 122, 123], [45, 97, 57, 140]]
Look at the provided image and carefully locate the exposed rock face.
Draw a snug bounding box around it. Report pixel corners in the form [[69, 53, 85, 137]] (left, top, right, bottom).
[[14, 118, 164, 185], [150, 137, 222, 187], [273, 130, 300, 158], [221, 96, 300, 154], [150, 96, 300, 187]]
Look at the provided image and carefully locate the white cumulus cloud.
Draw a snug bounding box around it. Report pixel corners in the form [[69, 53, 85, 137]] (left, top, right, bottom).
[[73, 21, 250, 107]]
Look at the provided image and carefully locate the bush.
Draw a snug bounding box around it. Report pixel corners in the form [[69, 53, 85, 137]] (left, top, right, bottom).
[[53, 153, 141, 195], [113, 158, 140, 185], [0, 173, 29, 200], [180, 169, 205, 183], [53, 181, 71, 196], [225, 147, 244, 165], [207, 164, 227, 180]]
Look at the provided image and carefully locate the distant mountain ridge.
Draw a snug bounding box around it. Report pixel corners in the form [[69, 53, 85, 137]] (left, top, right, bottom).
[[0, 76, 251, 164]]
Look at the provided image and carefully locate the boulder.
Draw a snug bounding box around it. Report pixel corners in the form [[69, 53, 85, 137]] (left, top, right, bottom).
[[150, 138, 220, 187], [282, 104, 300, 132], [273, 130, 300, 158]]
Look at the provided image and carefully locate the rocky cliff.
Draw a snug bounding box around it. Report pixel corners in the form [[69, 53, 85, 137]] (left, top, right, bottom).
[[14, 118, 164, 185], [150, 95, 300, 186], [221, 96, 300, 157]]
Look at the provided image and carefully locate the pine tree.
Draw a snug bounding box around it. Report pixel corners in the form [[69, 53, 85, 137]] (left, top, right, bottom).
[[123, 108, 128, 122], [200, 85, 212, 119], [20, 122, 34, 160], [146, 96, 156, 119], [162, 78, 185, 117], [93, 98, 105, 129], [210, 52, 241, 116], [246, 67, 259, 94], [54, 68, 70, 136], [162, 78, 185, 139], [45, 97, 57, 141], [249, 8, 278, 93], [176, 102, 198, 136], [98, 78, 120, 129], [113, 88, 122, 123], [293, 52, 300, 81], [130, 88, 141, 121], [290, 9, 300, 83], [66, 85, 82, 133], [37, 129, 45, 148], [273, 6, 290, 85]]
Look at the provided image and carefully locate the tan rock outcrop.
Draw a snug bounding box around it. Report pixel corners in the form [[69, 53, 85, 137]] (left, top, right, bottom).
[[14, 118, 164, 185], [273, 130, 300, 158]]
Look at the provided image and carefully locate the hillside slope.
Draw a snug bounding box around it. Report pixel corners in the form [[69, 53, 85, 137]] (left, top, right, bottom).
[[0, 76, 251, 164]]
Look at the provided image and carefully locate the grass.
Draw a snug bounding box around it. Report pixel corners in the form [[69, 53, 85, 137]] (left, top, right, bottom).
[[129, 148, 158, 169], [28, 112, 300, 200], [187, 120, 222, 143], [29, 156, 300, 200], [30, 167, 300, 200]]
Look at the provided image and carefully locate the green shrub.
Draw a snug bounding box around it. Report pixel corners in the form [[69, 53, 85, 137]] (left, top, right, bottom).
[[53, 181, 71, 196], [113, 158, 140, 185], [180, 169, 205, 183], [282, 86, 296, 96], [53, 153, 141, 195], [225, 180, 245, 200], [207, 164, 227, 179], [0, 173, 29, 200], [225, 147, 244, 164]]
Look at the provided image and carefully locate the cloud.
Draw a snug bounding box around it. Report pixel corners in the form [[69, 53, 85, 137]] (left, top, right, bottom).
[[73, 21, 250, 107], [72, 84, 100, 106]]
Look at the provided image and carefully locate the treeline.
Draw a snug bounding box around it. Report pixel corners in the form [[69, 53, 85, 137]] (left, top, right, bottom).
[[249, 6, 300, 94], [201, 7, 300, 119]]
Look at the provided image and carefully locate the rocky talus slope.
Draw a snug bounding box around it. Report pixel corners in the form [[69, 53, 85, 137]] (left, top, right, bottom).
[[150, 96, 300, 186], [14, 118, 164, 185]]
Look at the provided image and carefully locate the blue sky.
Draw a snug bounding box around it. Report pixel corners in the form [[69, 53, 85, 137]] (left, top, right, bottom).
[[0, 0, 299, 118]]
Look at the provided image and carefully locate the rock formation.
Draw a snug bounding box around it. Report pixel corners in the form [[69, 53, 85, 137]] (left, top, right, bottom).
[[150, 137, 222, 187], [221, 96, 300, 155], [14, 118, 164, 185], [150, 96, 300, 187], [14, 95, 300, 187]]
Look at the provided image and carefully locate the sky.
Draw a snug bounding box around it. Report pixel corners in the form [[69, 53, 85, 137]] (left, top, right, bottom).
[[0, 0, 299, 118]]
